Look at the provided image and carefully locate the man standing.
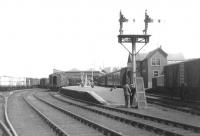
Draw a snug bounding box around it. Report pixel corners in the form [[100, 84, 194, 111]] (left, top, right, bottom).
[[122, 68, 131, 108]]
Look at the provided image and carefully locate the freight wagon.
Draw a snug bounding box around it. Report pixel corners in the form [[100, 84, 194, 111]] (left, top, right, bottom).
[[164, 58, 200, 100], [40, 78, 49, 88]]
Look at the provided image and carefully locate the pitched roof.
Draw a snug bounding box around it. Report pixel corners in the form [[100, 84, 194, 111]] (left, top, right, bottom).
[[128, 47, 168, 63], [128, 53, 148, 63], [136, 53, 147, 61], [53, 69, 64, 73], [145, 47, 168, 59]]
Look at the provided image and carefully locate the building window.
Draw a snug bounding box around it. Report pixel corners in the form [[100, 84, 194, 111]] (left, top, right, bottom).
[[152, 57, 161, 66], [153, 70, 159, 77]]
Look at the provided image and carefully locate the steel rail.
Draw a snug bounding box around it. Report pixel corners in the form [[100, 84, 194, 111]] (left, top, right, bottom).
[[146, 93, 200, 106], [33, 94, 124, 136], [4, 96, 18, 136], [146, 93, 200, 111], [0, 95, 12, 136], [56, 92, 200, 133], [23, 96, 69, 136], [0, 120, 13, 136]]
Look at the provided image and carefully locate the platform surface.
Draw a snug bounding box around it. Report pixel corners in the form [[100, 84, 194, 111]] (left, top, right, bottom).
[[62, 86, 125, 105]]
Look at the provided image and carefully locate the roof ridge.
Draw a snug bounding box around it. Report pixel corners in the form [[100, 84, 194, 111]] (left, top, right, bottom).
[[127, 47, 168, 63]]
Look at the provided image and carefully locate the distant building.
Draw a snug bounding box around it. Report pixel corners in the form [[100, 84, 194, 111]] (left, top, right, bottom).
[[49, 70, 101, 88], [103, 67, 112, 73], [53, 69, 64, 73], [0, 76, 39, 87]]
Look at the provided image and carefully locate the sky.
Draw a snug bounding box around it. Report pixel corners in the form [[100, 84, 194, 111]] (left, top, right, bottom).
[[0, 0, 200, 78]]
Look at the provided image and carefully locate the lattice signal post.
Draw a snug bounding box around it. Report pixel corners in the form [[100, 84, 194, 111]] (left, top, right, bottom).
[[118, 10, 151, 108]]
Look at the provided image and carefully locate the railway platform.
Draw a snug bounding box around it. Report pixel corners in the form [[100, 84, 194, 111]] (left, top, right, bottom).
[[60, 86, 124, 105], [59, 86, 200, 128]]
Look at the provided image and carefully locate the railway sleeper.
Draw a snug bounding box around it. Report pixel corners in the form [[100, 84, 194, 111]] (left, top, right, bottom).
[[23, 96, 69, 136]]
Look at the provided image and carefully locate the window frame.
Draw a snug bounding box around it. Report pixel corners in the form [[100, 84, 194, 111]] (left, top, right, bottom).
[[152, 57, 161, 66], [153, 70, 159, 77]]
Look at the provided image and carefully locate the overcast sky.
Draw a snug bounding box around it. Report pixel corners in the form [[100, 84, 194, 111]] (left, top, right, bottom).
[[0, 0, 200, 78]]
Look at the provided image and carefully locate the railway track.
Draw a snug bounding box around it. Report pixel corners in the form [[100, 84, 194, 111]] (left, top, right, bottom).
[[0, 121, 12, 136], [37, 91, 200, 136], [34, 92, 159, 136], [0, 95, 4, 121], [25, 92, 124, 136], [23, 94, 72, 136], [146, 94, 200, 116], [146, 93, 200, 108], [53, 92, 200, 131], [7, 90, 56, 136], [0, 94, 17, 136]]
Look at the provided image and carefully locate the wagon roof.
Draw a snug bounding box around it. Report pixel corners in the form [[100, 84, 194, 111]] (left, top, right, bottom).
[[165, 58, 200, 66], [167, 53, 185, 61]]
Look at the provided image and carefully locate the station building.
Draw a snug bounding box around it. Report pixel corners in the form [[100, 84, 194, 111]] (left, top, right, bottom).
[[128, 47, 185, 88]]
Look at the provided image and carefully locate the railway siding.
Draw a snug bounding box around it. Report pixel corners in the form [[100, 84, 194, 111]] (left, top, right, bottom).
[[147, 95, 200, 116], [0, 95, 4, 122], [0, 121, 12, 136], [7, 90, 55, 136], [23, 95, 70, 136], [0, 94, 12, 136], [146, 97, 200, 116], [4, 96, 18, 136]]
